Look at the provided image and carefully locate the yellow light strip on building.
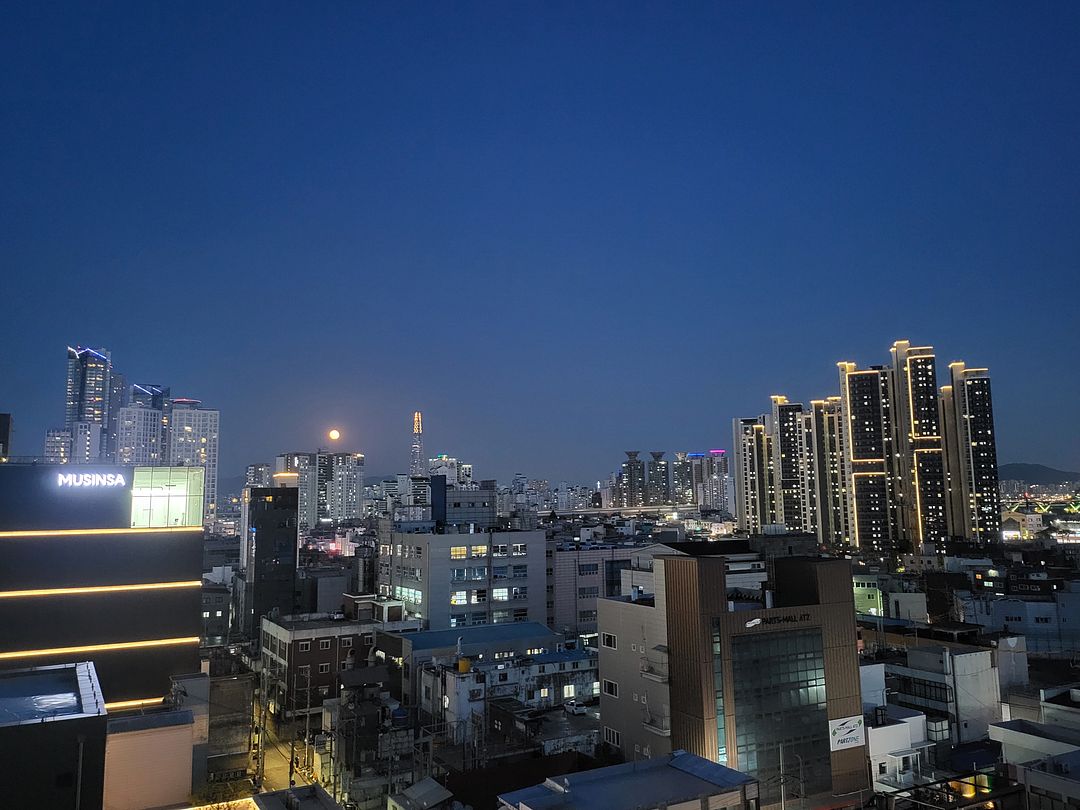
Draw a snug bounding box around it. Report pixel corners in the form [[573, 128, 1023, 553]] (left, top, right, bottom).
[[0, 636, 200, 661], [0, 526, 202, 539], [0, 581, 202, 599], [104, 696, 165, 711]]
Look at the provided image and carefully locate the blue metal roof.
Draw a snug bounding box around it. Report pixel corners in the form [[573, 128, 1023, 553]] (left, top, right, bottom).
[[402, 622, 558, 651], [499, 751, 754, 810]]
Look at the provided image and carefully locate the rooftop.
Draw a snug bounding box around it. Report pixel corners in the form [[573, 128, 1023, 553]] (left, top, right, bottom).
[[1043, 685, 1080, 709], [270, 613, 370, 632], [395, 622, 558, 652], [498, 750, 755, 810], [390, 776, 453, 810], [0, 662, 105, 726], [443, 648, 595, 673], [992, 719, 1080, 746], [254, 784, 340, 810]]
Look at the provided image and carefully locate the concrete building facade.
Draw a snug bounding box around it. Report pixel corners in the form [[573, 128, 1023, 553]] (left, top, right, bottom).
[[376, 529, 547, 630]]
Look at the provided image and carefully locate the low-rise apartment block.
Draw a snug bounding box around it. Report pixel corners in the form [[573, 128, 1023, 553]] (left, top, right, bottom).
[[377, 529, 547, 630]]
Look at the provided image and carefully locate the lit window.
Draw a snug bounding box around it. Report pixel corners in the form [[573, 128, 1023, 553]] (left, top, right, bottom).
[[450, 547, 467, 560], [493, 588, 509, 601], [202, 611, 210, 618], [471, 545, 488, 558], [563, 685, 575, 698], [451, 591, 468, 606]]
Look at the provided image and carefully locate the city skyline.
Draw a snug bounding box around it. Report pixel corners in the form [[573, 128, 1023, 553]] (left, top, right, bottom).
[[2, 4, 1078, 483], [0, 335, 1050, 489]]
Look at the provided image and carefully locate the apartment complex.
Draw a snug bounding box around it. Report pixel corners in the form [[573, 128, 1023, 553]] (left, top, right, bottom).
[[735, 340, 1001, 555], [376, 529, 547, 630]]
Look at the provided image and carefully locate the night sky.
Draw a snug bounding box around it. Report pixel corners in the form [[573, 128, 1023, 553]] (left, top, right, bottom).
[[2, 3, 1078, 484]]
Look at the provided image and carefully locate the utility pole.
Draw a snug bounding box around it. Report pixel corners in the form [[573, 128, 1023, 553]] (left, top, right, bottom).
[[779, 742, 786, 810], [288, 671, 297, 786], [256, 660, 270, 788], [304, 664, 312, 769]]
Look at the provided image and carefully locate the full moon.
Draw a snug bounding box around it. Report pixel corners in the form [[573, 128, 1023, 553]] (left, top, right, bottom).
[[328, 429, 341, 441]]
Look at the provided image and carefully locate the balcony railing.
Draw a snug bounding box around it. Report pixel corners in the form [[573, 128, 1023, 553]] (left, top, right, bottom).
[[640, 658, 668, 683], [643, 713, 671, 736]]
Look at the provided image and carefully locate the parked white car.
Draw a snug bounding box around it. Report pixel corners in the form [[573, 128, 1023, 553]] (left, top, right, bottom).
[[564, 699, 588, 715]]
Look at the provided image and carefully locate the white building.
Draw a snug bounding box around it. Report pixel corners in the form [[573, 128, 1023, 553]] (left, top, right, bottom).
[[860, 663, 936, 792], [328, 453, 365, 523], [71, 421, 103, 464], [990, 688, 1080, 810], [167, 400, 220, 525], [884, 645, 1002, 743], [116, 406, 163, 465], [418, 649, 599, 742], [44, 427, 72, 464], [956, 581, 1080, 657], [276, 451, 365, 532], [376, 528, 548, 630]]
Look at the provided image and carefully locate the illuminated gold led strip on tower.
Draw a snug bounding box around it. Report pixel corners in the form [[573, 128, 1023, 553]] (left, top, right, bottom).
[[0, 636, 200, 661], [103, 696, 166, 711], [0, 526, 203, 539], [0, 581, 202, 599]]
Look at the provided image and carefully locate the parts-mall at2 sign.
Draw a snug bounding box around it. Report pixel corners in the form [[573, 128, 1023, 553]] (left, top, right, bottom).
[[829, 715, 866, 751]]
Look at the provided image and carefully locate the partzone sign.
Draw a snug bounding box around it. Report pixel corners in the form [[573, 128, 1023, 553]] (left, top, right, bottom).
[[57, 472, 127, 488], [829, 715, 866, 751]]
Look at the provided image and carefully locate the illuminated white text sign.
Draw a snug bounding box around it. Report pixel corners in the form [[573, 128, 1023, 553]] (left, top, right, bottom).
[[57, 473, 127, 488]]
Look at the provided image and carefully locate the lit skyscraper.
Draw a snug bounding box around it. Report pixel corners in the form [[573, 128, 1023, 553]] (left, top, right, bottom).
[[104, 371, 126, 461], [809, 397, 850, 545], [327, 452, 365, 523], [837, 362, 898, 555], [889, 341, 948, 548], [116, 406, 163, 465], [64, 346, 111, 428], [696, 449, 731, 513], [167, 398, 220, 525], [618, 451, 646, 507], [63, 345, 112, 459], [246, 463, 272, 487], [770, 396, 813, 532], [672, 451, 693, 505], [646, 451, 670, 505], [732, 418, 775, 532], [276, 451, 364, 531], [410, 411, 424, 476], [941, 362, 1001, 544]]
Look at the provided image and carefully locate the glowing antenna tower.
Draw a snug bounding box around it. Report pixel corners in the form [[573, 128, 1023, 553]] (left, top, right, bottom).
[[410, 411, 424, 475]]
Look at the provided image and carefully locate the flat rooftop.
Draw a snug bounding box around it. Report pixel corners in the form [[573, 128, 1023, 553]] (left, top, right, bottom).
[[499, 750, 755, 810], [395, 622, 558, 651], [0, 662, 105, 726], [255, 784, 340, 810], [272, 615, 369, 632]]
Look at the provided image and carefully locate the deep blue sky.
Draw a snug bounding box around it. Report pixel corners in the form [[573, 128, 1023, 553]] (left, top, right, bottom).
[[2, 2, 1078, 484]]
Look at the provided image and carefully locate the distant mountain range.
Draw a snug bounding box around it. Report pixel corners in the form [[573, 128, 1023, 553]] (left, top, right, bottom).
[[999, 463, 1080, 484]]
